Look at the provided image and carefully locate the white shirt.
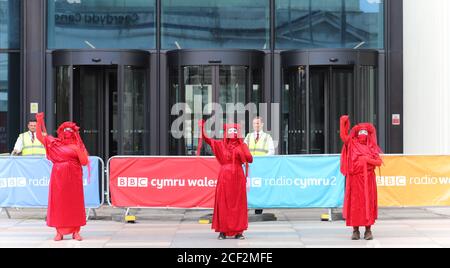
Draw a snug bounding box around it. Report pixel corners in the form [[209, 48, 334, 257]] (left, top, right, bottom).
[[13, 131, 35, 153], [244, 131, 275, 156]]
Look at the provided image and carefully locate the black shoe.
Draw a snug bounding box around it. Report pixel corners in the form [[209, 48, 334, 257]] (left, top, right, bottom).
[[364, 231, 373, 240], [235, 234, 245, 240], [255, 209, 263, 215], [218, 233, 226, 240], [351, 231, 361, 240]]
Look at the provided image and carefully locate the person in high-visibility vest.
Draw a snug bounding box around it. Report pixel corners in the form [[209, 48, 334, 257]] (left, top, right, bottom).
[[244, 116, 275, 215], [11, 119, 46, 156]]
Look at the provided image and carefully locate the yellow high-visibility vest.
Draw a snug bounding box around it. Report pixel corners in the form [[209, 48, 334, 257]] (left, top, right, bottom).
[[21, 132, 46, 156], [246, 133, 270, 156]]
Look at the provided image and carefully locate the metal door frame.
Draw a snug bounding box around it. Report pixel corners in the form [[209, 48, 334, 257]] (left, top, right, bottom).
[[51, 50, 151, 159], [281, 49, 379, 154], [167, 49, 265, 155]]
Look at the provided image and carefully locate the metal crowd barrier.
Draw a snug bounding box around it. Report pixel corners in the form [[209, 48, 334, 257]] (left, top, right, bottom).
[[0, 156, 105, 221]]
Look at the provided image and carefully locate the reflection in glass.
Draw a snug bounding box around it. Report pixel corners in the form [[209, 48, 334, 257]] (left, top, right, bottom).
[[309, 68, 325, 154], [0, 53, 19, 153], [107, 70, 118, 157], [169, 67, 180, 155], [251, 68, 263, 114], [123, 67, 147, 155], [282, 65, 376, 155], [183, 66, 213, 156], [283, 66, 307, 155], [55, 65, 71, 129], [219, 66, 247, 128], [169, 65, 262, 156], [329, 68, 353, 153], [359, 66, 377, 126], [73, 66, 101, 156], [47, 0, 156, 49], [276, 0, 384, 49], [0, 0, 21, 49], [162, 0, 270, 49]]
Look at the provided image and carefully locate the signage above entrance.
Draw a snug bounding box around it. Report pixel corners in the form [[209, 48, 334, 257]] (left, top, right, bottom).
[[54, 12, 141, 27]]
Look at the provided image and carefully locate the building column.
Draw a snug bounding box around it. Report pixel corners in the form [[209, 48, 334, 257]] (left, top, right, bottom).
[[385, 0, 404, 153], [22, 0, 46, 124]]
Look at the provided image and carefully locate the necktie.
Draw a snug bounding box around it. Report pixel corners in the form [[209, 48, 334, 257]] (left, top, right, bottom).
[[255, 132, 260, 143], [31, 132, 35, 143]]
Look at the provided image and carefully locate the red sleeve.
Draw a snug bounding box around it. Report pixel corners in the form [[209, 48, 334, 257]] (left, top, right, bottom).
[[36, 115, 47, 145], [367, 156, 382, 167], [340, 115, 350, 144], [241, 143, 253, 164], [77, 148, 89, 166]]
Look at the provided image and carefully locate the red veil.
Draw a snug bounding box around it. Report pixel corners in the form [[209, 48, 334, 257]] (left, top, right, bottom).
[[55, 121, 91, 183], [197, 122, 250, 178]]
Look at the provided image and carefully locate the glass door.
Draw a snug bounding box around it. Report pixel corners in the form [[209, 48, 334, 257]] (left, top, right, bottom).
[[54, 65, 148, 160], [122, 66, 147, 155], [182, 66, 213, 156], [310, 66, 355, 154], [73, 66, 106, 158], [283, 65, 355, 155], [71, 66, 119, 159], [169, 65, 262, 155]]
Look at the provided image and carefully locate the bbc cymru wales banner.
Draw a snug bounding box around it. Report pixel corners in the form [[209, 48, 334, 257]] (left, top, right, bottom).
[[376, 156, 450, 207], [109, 157, 220, 208], [0, 157, 102, 208], [108, 156, 345, 209]]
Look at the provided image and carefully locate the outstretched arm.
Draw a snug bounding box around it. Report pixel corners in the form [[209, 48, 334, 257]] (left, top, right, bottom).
[[340, 115, 350, 143], [35, 113, 47, 144]]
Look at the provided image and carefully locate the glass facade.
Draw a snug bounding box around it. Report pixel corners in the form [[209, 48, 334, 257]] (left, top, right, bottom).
[[0, 0, 20, 49], [161, 0, 270, 49], [47, 0, 156, 49], [46, 0, 385, 50], [0, 0, 20, 153], [0, 53, 20, 154], [168, 63, 263, 156], [276, 0, 384, 49]]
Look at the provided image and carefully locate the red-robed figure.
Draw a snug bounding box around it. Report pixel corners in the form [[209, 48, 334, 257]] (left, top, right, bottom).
[[35, 113, 89, 241], [340, 115, 382, 240], [198, 120, 253, 240]]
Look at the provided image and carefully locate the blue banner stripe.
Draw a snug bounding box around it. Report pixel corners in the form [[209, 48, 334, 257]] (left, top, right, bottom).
[[247, 156, 345, 208], [0, 157, 101, 208]]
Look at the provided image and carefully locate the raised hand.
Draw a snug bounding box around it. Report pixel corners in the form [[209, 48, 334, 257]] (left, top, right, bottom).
[[340, 115, 350, 129], [36, 112, 45, 121]]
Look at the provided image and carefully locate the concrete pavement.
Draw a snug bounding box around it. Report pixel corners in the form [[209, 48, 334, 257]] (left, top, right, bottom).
[[1, 207, 450, 248]]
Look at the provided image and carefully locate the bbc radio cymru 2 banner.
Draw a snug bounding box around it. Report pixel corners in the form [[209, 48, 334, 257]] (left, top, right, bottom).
[[108, 156, 345, 208], [0, 156, 102, 208], [376, 156, 450, 207]]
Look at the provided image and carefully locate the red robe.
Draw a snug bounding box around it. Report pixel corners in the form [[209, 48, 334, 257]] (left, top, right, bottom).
[[340, 117, 382, 227], [43, 135, 87, 234], [200, 124, 253, 236]]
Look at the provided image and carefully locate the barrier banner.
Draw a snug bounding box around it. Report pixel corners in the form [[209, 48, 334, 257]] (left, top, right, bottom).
[[109, 156, 345, 209], [109, 157, 220, 208], [376, 156, 450, 207], [0, 157, 101, 208]]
